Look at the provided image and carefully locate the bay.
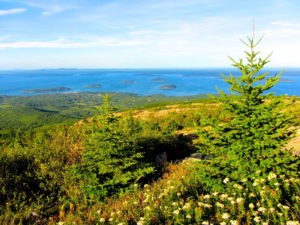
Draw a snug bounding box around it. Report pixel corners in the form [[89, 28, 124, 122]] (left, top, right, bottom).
[[0, 68, 299, 96]]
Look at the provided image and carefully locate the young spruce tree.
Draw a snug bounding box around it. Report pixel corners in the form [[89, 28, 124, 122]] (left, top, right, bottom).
[[199, 30, 298, 178], [73, 94, 154, 200]]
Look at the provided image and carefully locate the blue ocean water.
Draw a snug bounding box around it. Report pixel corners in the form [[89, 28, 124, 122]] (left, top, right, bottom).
[[0, 68, 299, 96]]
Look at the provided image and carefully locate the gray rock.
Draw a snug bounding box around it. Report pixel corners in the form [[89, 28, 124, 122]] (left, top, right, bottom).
[[190, 153, 203, 159], [155, 152, 168, 166]]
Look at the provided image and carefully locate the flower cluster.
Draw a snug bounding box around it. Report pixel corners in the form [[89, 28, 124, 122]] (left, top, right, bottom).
[[57, 162, 299, 225]]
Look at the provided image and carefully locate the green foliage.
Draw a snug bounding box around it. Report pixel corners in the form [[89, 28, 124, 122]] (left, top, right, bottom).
[[0, 145, 40, 208], [0, 30, 299, 225], [70, 94, 155, 201], [0, 92, 206, 130], [198, 31, 297, 178], [56, 161, 300, 225]]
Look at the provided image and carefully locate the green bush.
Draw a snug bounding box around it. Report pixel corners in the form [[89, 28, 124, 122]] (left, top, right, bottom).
[[69, 94, 155, 201]]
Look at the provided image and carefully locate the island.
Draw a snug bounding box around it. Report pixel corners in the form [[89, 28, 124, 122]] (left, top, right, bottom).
[[22, 87, 71, 93], [152, 78, 166, 82], [159, 84, 176, 90]]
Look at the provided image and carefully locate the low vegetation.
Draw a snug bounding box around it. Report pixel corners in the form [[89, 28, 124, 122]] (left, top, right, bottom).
[[0, 32, 299, 225]]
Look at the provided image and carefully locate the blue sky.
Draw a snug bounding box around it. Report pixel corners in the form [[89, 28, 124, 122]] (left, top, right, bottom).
[[0, 0, 300, 69]]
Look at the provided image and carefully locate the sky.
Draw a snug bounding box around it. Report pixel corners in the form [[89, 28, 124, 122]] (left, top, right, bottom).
[[0, 0, 300, 69]]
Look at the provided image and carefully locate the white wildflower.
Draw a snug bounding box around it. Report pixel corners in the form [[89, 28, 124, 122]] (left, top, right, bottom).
[[258, 207, 266, 213], [223, 177, 230, 184], [202, 221, 209, 225], [222, 213, 230, 220], [254, 216, 261, 223], [204, 194, 211, 199], [183, 203, 191, 210], [228, 197, 234, 201], [286, 221, 299, 225], [249, 203, 254, 209], [198, 202, 204, 207], [99, 218, 105, 223], [282, 205, 289, 210], [230, 220, 238, 225], [233, 184, 243, 190], [186, 214, 192, 219], [242, 178, 248, 183], [221, 194, 229, 199], [204, 203, 212, 208], [267, 172, 277, 181], [216, 202, 224, 208], [236, 197, 244, 203], [173, 209, 180, 215]]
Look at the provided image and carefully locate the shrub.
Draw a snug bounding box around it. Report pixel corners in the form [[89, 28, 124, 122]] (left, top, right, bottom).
[[69, 94, 155, 201]]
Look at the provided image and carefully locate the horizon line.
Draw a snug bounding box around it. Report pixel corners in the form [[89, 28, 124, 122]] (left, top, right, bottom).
[[1, 66, 300, 71]]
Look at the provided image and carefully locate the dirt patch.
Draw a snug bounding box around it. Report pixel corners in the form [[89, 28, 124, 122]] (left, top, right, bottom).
[[286, 129, 300, 155]]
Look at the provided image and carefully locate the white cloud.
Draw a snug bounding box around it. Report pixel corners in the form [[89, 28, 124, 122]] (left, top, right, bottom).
[[0, 37, 145, 49], [258, 20, 300, 38], [0, 8, 26, 16], [21, 0, 75, 16]]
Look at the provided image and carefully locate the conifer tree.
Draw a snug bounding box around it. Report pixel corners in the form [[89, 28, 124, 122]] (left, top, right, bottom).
[[199, 29, 297, 178], [73, 94, 154, 200]]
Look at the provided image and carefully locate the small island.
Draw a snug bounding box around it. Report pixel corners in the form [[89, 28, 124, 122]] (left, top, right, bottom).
[[22, 87, 71, 93], [84, 84, 101, 89], [280, 78, 294, 83], [159, 84, 176, 90], [152, 78, 165, 82]]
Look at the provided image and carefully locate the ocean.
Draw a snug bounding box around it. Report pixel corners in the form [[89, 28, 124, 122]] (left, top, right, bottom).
[[0, 68, 299, 96]]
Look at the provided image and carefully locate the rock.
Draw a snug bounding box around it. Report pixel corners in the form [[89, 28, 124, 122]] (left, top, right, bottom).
[[184, 133, 199, 140], [190, 153, 203, 159], [155, 152, 168, 166]]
